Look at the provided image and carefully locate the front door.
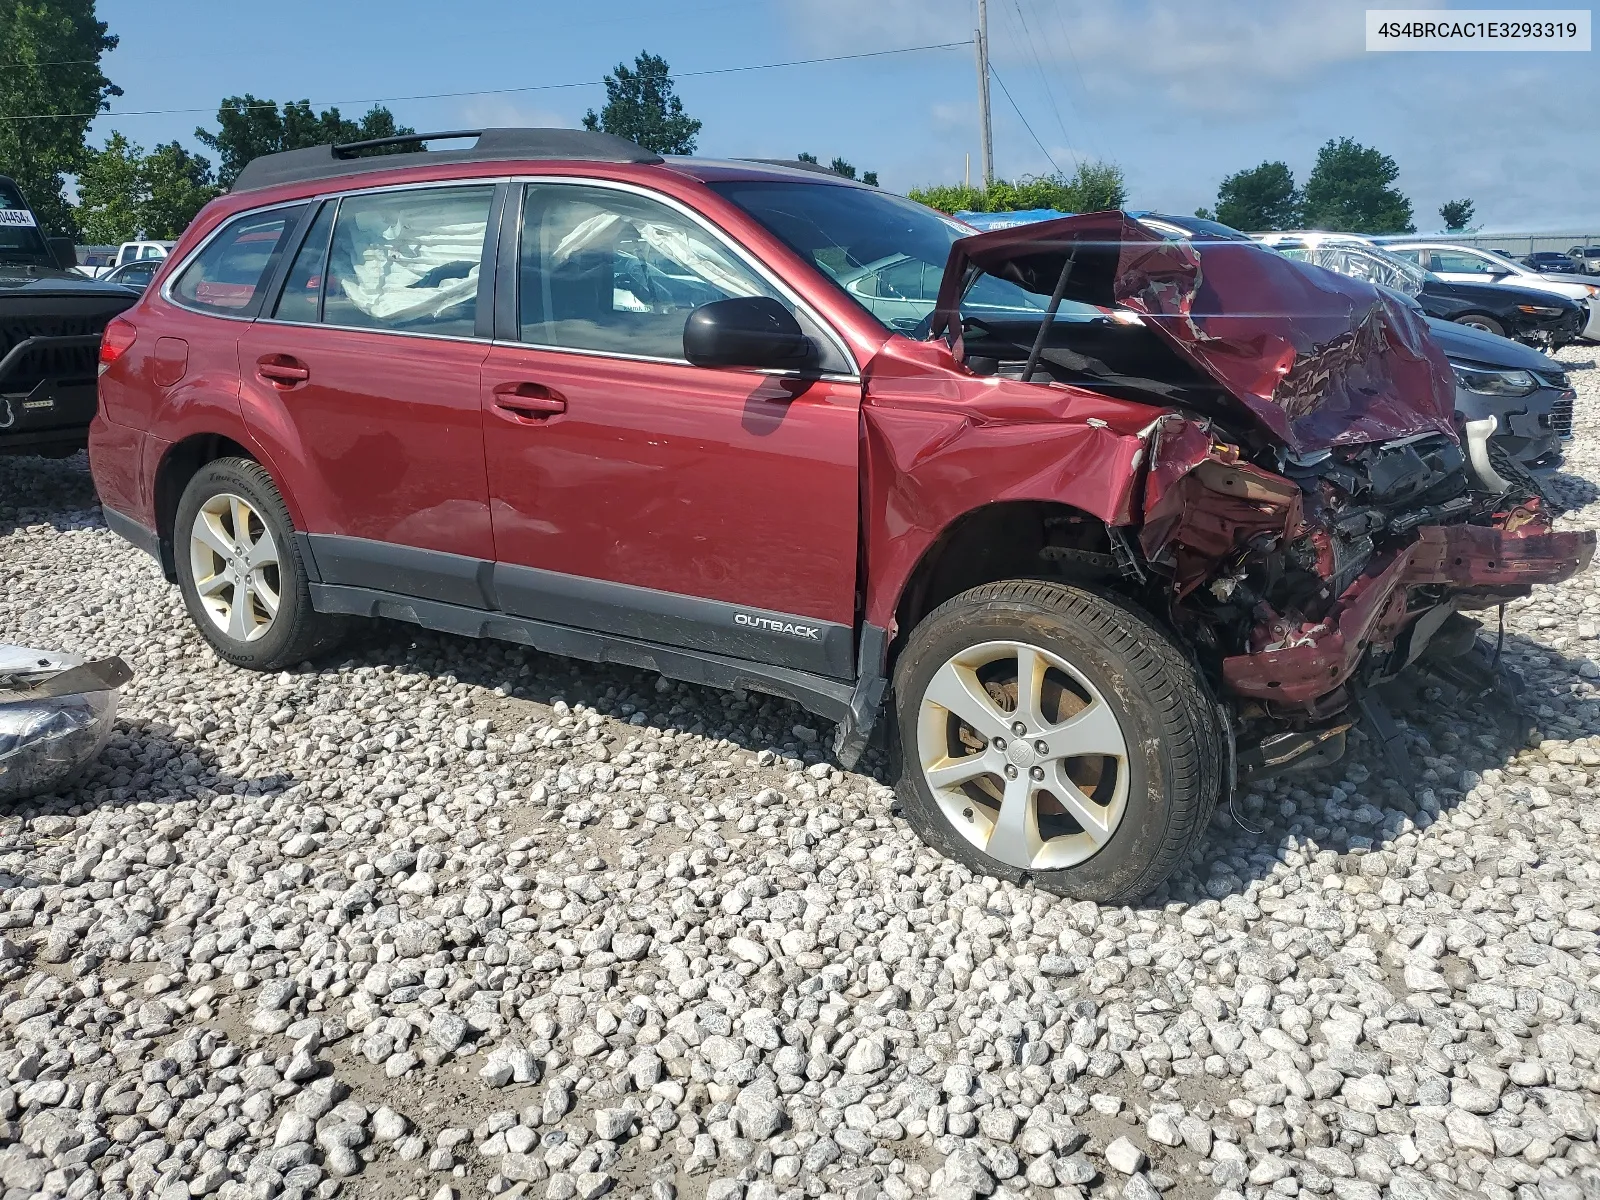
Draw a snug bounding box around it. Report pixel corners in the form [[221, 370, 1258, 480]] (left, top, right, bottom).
[[479, 180, 861, 678], [239, 184, 499, 605], [1425, 248, 1509, 284]]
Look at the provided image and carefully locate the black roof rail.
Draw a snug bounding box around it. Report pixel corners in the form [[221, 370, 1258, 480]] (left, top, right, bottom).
[[330, 130, 481, 157], [230, 128, 664, 193]]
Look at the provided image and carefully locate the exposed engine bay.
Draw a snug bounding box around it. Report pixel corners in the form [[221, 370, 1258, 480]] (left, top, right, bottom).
[[975, 317, 1590, 778], [922, 214, 1595, 781]]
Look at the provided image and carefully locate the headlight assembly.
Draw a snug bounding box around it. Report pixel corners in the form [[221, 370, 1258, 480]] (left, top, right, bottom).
[[1450, 362, 1539, 397]]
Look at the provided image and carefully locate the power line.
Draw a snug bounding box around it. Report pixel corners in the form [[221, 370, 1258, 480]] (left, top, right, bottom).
[[988, 64, 1061, 177], [1007, 0, 1079, 171], [1036, 0, 1105, 161], [0, 40, 975, 123]]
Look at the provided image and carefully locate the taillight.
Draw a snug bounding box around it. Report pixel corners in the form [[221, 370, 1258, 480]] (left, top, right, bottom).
[[99, 318, 137, 375]]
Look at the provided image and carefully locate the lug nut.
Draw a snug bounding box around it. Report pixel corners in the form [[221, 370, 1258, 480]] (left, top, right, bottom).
[[1012, 720, 1027, 735], [1035, 740, 1048, 755], [1004, 765, 1018, 779], [993, 736, 1006, 750], [1030, 766, 1045, 781]]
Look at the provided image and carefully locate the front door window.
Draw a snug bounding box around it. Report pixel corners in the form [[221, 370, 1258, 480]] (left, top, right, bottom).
[[519, 183, 780, 360]]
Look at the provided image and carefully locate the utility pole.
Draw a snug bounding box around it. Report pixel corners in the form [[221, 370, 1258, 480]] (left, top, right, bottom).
[[975, 0, 994, 186]]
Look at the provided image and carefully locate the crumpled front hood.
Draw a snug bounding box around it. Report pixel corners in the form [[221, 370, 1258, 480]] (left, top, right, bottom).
[[930, 210, 1458, 455]]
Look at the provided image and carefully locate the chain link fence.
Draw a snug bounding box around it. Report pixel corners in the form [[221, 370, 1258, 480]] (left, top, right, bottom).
[[1417, 230, 1600, 256]]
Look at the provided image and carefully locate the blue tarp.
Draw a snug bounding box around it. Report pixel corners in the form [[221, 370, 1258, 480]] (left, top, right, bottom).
[[952, 209, 1074, 231]]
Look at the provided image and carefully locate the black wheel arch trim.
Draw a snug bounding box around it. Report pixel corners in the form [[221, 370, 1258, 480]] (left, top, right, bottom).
[[101, 503, 162, 562]]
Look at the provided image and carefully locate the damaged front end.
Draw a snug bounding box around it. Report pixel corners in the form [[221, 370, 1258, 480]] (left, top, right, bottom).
[[1144, 417, 1591, 777], [926, 212, 1595, 780]]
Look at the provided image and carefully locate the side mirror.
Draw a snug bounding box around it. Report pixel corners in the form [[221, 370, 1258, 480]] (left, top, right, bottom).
[[683, 296, 816, 370], [47, 237, 78, 271]]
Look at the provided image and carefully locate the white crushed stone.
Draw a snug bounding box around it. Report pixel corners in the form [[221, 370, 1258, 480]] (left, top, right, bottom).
[[0, 343, 1598, 1200]]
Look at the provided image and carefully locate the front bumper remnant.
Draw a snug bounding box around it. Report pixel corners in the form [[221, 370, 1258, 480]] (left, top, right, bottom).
[[1220, 525, 1593, 707]]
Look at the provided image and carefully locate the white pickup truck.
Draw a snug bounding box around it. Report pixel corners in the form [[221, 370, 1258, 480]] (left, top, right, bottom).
[[77, 240, 174, 278]]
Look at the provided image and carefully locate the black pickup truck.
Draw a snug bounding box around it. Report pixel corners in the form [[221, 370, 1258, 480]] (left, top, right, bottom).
[[1, 176, 138, 457]]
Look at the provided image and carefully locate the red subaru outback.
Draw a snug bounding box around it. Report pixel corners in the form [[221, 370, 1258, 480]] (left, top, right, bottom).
[[89, 129, 1592, 901]]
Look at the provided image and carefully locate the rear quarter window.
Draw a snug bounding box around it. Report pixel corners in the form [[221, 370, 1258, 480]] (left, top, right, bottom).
[[171, 208, 303, 316]]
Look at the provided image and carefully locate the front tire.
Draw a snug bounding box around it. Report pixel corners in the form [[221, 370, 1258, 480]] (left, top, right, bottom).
[[893, 580, 1220, 903], [1454, 313, 1505, 338], [174, 457, 345, 671]]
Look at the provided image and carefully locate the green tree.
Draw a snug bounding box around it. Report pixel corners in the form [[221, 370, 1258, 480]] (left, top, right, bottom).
[[139, 141, 219, 236], [1059, 161, 1126, 212], [582, 52, 700, 155], [797, 152, 877, 186], [73, 130, 141, 242], [1440, 198, 1475, 231], [0, 0, 120, 236], [1301, 138, 1414, 234], [1211, 160, 1301, 231], [75, 133, 221, 242], [197, 98, 412, 187], [909, 161, 1125, 214], [908, 182, 985, 213]]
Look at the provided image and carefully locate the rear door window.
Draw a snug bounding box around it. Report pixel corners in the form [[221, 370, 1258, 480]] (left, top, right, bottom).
[[118, 262, 157, 288], [320, 185, 494, 337], [172, 208, 304, 316], [271, 202, 336, 324]]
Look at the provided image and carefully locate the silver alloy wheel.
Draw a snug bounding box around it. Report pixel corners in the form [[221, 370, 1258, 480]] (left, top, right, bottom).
[[189, 492, 281, 643], [916, 639, 1130, 870]]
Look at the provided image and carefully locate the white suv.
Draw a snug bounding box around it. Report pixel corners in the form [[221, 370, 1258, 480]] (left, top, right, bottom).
[[1387, 241, 1600, 341]]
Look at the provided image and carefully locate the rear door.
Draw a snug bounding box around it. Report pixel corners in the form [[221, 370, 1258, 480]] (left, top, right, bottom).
[[238, 183, 501, 604], [477, 179, 861, 678]]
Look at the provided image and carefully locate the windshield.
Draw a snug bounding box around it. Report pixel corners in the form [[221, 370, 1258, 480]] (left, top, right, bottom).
[[1273, 240, 1435, 297], [1137, 214, 1253, 242], [0, 179, 52, 265], [1468, 246, 1530, 273], [711, 180, 1070, 334]]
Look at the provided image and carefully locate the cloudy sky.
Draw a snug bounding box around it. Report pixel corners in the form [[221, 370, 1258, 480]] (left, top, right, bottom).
[[93, 0, 1599, 232]]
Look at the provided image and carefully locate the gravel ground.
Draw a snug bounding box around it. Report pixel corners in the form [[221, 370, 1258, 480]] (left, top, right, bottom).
[[4, 348, 1600, 1200]]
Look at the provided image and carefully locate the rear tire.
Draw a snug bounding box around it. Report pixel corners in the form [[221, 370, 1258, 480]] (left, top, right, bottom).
[[174, 457, 346, 671], [1455, 313, 1505, 338], [892, 580, 1220, 903]]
